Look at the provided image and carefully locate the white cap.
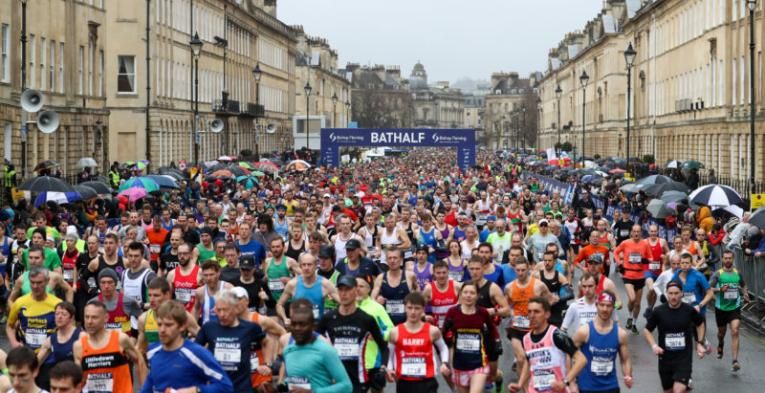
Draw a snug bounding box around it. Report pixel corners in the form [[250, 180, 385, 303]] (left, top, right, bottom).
[[231, 286, 249, 299]]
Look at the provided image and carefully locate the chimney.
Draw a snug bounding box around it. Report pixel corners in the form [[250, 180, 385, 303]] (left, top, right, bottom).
[[263, 0, 277, 17], [372, 64, 386, 82], [386, 66, 401, 84]]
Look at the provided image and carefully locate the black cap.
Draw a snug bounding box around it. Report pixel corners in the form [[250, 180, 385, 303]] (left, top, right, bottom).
[[319, 245, 335, 259], [239, 255, 256, 269], [336, 275, 358, 288], [415, 244, 430, 254], [345, 239, 362, 250]]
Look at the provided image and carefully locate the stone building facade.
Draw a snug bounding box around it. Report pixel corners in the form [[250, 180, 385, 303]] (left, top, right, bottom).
[[484, 72, 540, 150], [538, 0, 765, 182]]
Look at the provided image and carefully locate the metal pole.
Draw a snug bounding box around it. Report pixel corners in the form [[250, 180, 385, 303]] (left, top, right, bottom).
[[750, 5, 757, 190], [222, 1, 228, 157], [333, 101, 337, 128], [194, 57, 199, 164], [557, 98, 561, 151], [522, 108, 526, 151], [627, 65, 632, 173], [20, 0, 27, 177], [306, 92, 310, 149], [255, 80, 260, 160], [582, 86, 586, 163], [146, 0, 152, 165]]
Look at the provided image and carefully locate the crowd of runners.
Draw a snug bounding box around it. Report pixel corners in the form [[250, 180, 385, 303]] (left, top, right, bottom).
[[0, 148, 753, 393]]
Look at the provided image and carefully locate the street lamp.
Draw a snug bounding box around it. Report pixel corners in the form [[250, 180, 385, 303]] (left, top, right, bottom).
[[580, 70, 589, 165], [20, 0, 28, 177], [252, 62, 262, 160], [522, 105, 527, 151], [624, 42, 637, 173], [304, 82, 312, 149], [748, 0, 758, 190], [332, 92, 338, 128], [190, 32, 202, 164], [555, 84, 563, 152], [345, 100, 351, 127]]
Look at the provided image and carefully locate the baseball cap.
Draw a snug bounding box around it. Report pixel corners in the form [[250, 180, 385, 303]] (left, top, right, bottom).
[[539, 219, 549, 226], [345, 239, 362, 250], [231, 286, 249, 300], [336, 275, 358, 288], [239, 255, 256, 269], [323, 193, 332, 198], [318, 245, 335, 259]]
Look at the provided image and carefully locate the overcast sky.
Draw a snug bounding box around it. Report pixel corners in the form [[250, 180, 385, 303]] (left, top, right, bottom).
[[278, 0, 604, 83]]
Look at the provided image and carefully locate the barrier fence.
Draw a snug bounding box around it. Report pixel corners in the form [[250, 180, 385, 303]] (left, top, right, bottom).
[[734, 247, 765, 302]]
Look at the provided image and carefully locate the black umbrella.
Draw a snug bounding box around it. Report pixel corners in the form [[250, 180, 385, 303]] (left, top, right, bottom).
[[749, 207, 765, 228], [643, 181, 689, 197], [91, 175, 110, 184], [33, 160, 60, 172], [80, 181, 112, 194], [73, 184, 99, 200], [158, 167, 186, 180], [227, 165, 249, 177], [18, 176, 75, 193]]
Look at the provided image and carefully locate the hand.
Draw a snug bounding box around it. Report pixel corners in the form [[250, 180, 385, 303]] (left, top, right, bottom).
[[721, 285, 730, 293], [259, 289, 269, 301], [652, 344, 664, 356], [757, 252, 763, 258], [551, 294, 560, 305], [439, 363, 451, 377], [487, 307, 496, 316], [550, 380, 566, 392], [280, 277, 290, 284], [289, 388, 311, 393], [376, 296, 386, 305], [694, 305, 701, 313], [425, 315, 435, 324], [256, 365, 272, 376], [624, 375, 633, 389], [508, 382, 522, 393], [385, 368, 396, 383], [284, 318, 291, 327], [696, 342, 706, 359]]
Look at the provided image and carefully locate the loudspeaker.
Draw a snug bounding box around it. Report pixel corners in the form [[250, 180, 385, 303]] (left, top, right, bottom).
[[20, 89, 44, 113], [265, 123, 277, 134], [210, 119, 224, 133], [37, 111, 60, 134]]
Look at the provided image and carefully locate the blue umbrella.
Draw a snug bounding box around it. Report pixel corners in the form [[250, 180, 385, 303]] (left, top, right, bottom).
[[34, 191, 82, 207], [145, 175, 179, 190]]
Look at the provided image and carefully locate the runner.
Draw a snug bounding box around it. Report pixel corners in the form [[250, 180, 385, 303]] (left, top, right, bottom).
[[73, 301, 146, 393], [534, 250, 570, 327], [644, 224, 670, 313], [571, 291, 633, 393], [336, 239, 382, 284], [671, 253, 714, 340], [136, 278, 199, 353], [372, 249, 417, 325], [278, 298, 352, 392], [562, 273, 603, 334], [277, 253, 339, 324], [505, 257, 551, 374], [410, 246, 433, 290], [120, 241, 156, 309], [508, 297, 586, 393], [643, 281, 707, 393], [166, 243, 202, 313], [445, 240, 467, 282], [385, 292, 450, 393], [6, 266, 61, 351], [8, 246, 73, 304], [90, 268, 142, 336], [194, 260, 233, 324], [35, 302, 83, 390], [582, 254, 622, 308], [141, 300, 233, 393], [709, 249, 750, 371], [262, 237, 299, 307], [614, 224, 651, 334], [49, 361, 84, 393], [423, 260, 459, 329], [317, 275, 388, 393], [442, 280, 498, 393], [378, 214, 411, 267], [6, 347, 47, 393]]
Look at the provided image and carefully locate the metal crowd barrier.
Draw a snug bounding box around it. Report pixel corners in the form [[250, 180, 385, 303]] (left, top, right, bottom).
[[735, 247, 765, 334]]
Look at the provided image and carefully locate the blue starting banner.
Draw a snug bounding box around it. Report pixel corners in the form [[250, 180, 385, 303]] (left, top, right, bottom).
[[320, 128, 476, 170]]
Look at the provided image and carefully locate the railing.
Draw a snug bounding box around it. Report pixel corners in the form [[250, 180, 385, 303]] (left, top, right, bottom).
[[212, 99, 240, 114], [240, 103, 265, 118], [733, 247, 765, 334]]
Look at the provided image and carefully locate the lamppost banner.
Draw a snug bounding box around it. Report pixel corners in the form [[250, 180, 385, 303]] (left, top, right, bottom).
[[320, 128, 476, 170]]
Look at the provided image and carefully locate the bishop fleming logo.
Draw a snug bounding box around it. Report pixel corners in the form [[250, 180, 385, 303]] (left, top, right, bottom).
[[431, 133, 440, 143], [329, 132, 337, 142]]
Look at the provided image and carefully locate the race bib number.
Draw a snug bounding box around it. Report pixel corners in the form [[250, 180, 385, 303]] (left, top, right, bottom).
[[24, 329, 47, 347], [334, 338, 360, 359], [682, 292, 695, 304], [286, 376, 311, 390], [628, 253, 641, 263], [86, 372, 114, 393], [386, 301, 405, 315], [150, 244, 161, 254], [448, 271, 463, 282], [456, 333, 481, 352], [620, 229, 629, 238], [590, 356, 614, 376], [214, 346, 242, 364], [724, 288, 739, 300], [312, 305, 320, 320], [513, 315, 530, 329], [533, 371, 555, 391], [649, 262, 661, 271], [63, 268, 74, 281], [401, 357, 427, 377], [175, 288, 193, 303], [268, 279, 285, 292], [665, 333, 686, 350], [250, 352, 260, 372]]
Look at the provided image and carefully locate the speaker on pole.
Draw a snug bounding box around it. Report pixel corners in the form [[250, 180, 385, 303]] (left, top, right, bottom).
[[210, 119, 224, 133], [37, 111, 60, 134], [20, 89, 44, 113], [265, 123, 277, 134]]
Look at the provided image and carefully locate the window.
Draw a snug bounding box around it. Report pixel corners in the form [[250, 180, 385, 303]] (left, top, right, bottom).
[[99, 50, 104, 96], [118, 55, 136, 93], [78, 46, 84, 94], [88, 41, 94, 95], [59, 43, 64, 93], [3, 123, 11, 162], [40, 38, 46, 91], [49, 40, 55, 90], [1, 24, 9, 82], [29, 35, 36, 89]]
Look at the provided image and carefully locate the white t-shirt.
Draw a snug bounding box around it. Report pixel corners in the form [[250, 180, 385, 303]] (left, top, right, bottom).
[[653, 269, 678, 297], [561, 297, 618, 334]]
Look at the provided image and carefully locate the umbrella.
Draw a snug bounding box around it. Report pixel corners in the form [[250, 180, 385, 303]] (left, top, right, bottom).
[[79, 180, 112, 194], [253, 161, 279, 173], [236, 175, 259, 190], [666, 160, 682, 169], [227, 165, 250, 177], [238, 162, 254, 170], [646, 199, 676, 219], [660, 190, 688, 203], [635, 174, 674, 186], [251, 170, 266, 177], [286, 160, 311, 172], [118, 187, 149, 202], [73, 185, 99, 200], [77, 157, 98, 168], [124, 160, 149, 171], [210, 169, 234, 179], [217, 156, 236, 162], [748, 207, 765, 228], [33, 191, 82, 207], [157, 167, 185, 181], [33, 160, 60, 172], [688, 184, 743, 207], [118, 177, 160, 193], [91, 175, 110, 184], [583, 160, 598, 169], [716, 205, 744, 219], [642, 181, 689, 197], [203, 160, 221, 168], [145, 175, 179, 189], [682, 160, 704, 170], [620, 183, 642, 194], [18, 176, 75, 193], [581, 175, 604, 186], [608, 168, 626, 175]]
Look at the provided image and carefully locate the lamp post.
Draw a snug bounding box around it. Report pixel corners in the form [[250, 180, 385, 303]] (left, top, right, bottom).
[[580, 70, 589, 165], [345, 100, 351, 127], [20, 0, 28, 177], [522, 105, 527, 151], [332, 92, 338, 127], [252, 62, 262, 160], [555, 84, 562, 153], [304, 82, 312, 149], [624, 42, 637, 173], [748, 0, 758, 190], [190, 33, 202, 164]]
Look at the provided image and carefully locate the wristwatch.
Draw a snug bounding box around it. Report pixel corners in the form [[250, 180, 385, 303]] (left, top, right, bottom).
[[563, 379, 570, 386]]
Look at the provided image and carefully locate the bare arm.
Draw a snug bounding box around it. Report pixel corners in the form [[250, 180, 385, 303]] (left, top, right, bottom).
[[73, 340, 83, 365], [121, 333, 147, 385], [491, 283, 511, 317], [276, 281, 296, 324], [618, 328, 633, 387], [37, 336, 53, 364], [7, 277, 23, 306], [324, 280, 340, 304], [371, 274, 384, 301], [137, 313, 148, 354]]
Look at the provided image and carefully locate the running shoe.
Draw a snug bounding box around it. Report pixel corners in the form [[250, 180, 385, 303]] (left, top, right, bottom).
[[626, 318, 633, 330], [732, 360, 741, 372], [630, 324, 638, 335]]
